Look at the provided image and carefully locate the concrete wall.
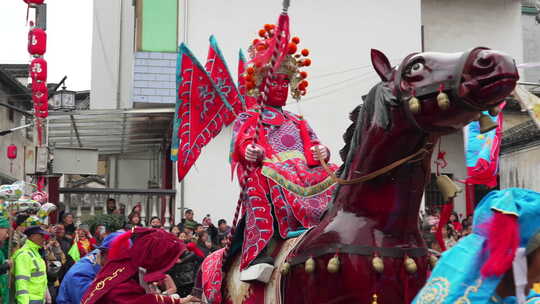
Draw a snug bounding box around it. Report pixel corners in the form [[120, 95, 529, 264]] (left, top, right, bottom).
[[422, 0, 523, 62], [422, 0, 523, 215], [91, 0, 134, 110], [500, 145, 540, 191], [522, 12, 540, 83], [177, 0, 422, 223]]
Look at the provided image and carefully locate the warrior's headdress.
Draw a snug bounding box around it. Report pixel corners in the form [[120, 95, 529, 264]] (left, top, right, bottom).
[[242, 24, 311, 101]]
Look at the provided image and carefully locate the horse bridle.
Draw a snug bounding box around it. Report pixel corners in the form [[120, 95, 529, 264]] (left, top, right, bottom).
[[395, 47, 492, 134]]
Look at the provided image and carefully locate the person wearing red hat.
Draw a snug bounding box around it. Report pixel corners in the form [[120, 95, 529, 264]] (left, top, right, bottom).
[[80, 228, 200, 304]]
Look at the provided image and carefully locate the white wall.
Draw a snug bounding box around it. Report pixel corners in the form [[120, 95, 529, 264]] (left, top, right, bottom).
[[91, 0, 134, 110], [501, 146, 540, 192], [422, 0, 523, 214], [177, 0, 422, 223], [422, 0, 523, 63]]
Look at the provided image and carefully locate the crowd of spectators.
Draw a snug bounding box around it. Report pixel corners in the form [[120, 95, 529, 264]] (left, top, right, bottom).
[[0, 196, 231, 304], [421, 208, 474, 254]]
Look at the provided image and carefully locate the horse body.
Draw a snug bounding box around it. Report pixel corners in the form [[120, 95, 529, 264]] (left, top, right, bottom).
[[220, 48, 518, 304]]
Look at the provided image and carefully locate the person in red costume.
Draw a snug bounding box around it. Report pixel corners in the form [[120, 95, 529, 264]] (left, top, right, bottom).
[[80, 228, 201, 304], [230, 27, 338, 282]]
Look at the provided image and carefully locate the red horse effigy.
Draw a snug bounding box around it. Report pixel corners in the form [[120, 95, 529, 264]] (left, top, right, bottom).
[[197, 48, 518, 304], [176, 4, 518, 304]]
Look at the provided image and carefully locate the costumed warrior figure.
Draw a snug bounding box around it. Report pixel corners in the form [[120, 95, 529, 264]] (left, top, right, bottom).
[[81, 228, 200, 304], [413, 188, 540, 304], [229, 20, 338, 282]]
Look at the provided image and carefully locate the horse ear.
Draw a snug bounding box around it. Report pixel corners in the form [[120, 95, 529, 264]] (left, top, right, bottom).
[[371, 49, 393, 82]]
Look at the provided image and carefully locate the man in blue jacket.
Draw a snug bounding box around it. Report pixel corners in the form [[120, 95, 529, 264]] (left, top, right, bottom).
[[56, 231, 122, 304]]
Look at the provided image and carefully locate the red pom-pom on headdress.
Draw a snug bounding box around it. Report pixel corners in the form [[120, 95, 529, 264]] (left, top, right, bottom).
[[480, 212, 520, 277], [108, 230, 132, 260]]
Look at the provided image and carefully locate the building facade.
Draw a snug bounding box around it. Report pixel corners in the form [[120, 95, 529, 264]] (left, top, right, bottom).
[[0, 65, 33, 184]]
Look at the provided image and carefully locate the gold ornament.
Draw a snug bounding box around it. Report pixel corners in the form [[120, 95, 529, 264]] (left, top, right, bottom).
[[405, 257, 417, 274], [327, 255, 340, 273], [436, 174, 462, 203], [372, 256, 384, 273], [281, 262, 291, 275], [305, 257, 316, 273], [409, 96, 421, 114], [478, 113, 498, 134], [437, 91, 450, 110], [429, 255, 438, 268], [371, 294, 379, 304]]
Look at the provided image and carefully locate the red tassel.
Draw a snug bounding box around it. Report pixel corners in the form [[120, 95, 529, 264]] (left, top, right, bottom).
[[108, 231, 132, 260], [435, 201, 454, 252], [480, 212, 519, 277], [186, 242, 205, 258]]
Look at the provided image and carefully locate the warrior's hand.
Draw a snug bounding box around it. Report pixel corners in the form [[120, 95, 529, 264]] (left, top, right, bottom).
[[245, 144, 264, 162], [311, 145, 329, 161]]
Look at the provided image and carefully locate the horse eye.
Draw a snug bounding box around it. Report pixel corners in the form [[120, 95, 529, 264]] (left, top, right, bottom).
[[411, 62, 424, 73]]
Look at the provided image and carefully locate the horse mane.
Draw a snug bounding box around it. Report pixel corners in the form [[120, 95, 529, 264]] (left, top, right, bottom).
[[337, 82, 397, 177]]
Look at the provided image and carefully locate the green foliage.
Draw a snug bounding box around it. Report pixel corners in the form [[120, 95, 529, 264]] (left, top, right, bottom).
[[83, 214, 125, 233]]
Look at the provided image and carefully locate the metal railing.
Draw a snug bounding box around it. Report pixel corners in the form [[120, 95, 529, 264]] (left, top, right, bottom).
[[59, 187, 176, 228]]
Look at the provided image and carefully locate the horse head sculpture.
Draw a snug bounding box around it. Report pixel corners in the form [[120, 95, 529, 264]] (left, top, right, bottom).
[[280, 47, 518, 304]]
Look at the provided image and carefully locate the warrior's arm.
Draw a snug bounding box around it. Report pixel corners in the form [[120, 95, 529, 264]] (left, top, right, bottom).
[[231, 113, 264, 164]]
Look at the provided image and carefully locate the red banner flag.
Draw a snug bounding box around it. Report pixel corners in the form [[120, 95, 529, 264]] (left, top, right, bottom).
[[176, 43, 234, 181], [205, 36, 244, 123]]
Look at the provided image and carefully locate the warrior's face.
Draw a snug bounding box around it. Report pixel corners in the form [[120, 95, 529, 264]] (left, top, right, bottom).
[[265, 73, 289, 107]]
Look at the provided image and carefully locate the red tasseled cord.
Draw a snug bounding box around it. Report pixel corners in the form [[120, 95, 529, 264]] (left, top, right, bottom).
[[480, 212, 520, 277], [108, 231, 132, 260], [435, 201, 454, 252]]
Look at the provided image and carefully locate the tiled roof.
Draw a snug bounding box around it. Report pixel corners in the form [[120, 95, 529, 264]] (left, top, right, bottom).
[[501, 120, 540, 154]]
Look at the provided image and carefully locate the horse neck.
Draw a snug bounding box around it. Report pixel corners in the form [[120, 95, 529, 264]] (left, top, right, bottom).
[[329, 109, 437, 238]]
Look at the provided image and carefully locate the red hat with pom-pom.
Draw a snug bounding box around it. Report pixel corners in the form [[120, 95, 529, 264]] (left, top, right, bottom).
[[81, 228, 186, 304]]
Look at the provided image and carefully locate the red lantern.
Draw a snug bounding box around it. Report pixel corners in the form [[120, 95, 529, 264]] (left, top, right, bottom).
[[28, 28, 46, 56], [36, 109, 48, 118], [24, 0, 45, 4], [34, 101, 48, 112], [31, 81, 48, 104], [7, 145, 17, 160], [30, 57, 47, 82]]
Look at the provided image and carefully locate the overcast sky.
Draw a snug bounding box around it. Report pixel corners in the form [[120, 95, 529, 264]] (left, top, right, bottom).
[[0, 0, 92, 91]]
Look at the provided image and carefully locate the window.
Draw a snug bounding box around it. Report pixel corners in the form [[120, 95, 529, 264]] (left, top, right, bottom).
[[8, 108, 14, 122], [425, 173, 454, 210], [135, 0, 178, 52]]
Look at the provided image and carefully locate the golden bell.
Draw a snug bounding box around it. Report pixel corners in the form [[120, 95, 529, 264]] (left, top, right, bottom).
[[436, 174, 462, 203], [405, 257, 417, 274], [305, 257, 316, 274], [281, 262, 291, 275], [488, 106, 501, 116], [429, 255, 438, 268], [371, 294, 379, 304], [409, 96, 421, 114], [437, 91, 450, 110], [327, 255, 340, 273], [478, 113, 498, 134], [371, 256, 384, 273]]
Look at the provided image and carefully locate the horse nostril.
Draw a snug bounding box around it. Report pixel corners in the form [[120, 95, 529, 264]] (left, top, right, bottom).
[[477, 57, 492, 67]]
